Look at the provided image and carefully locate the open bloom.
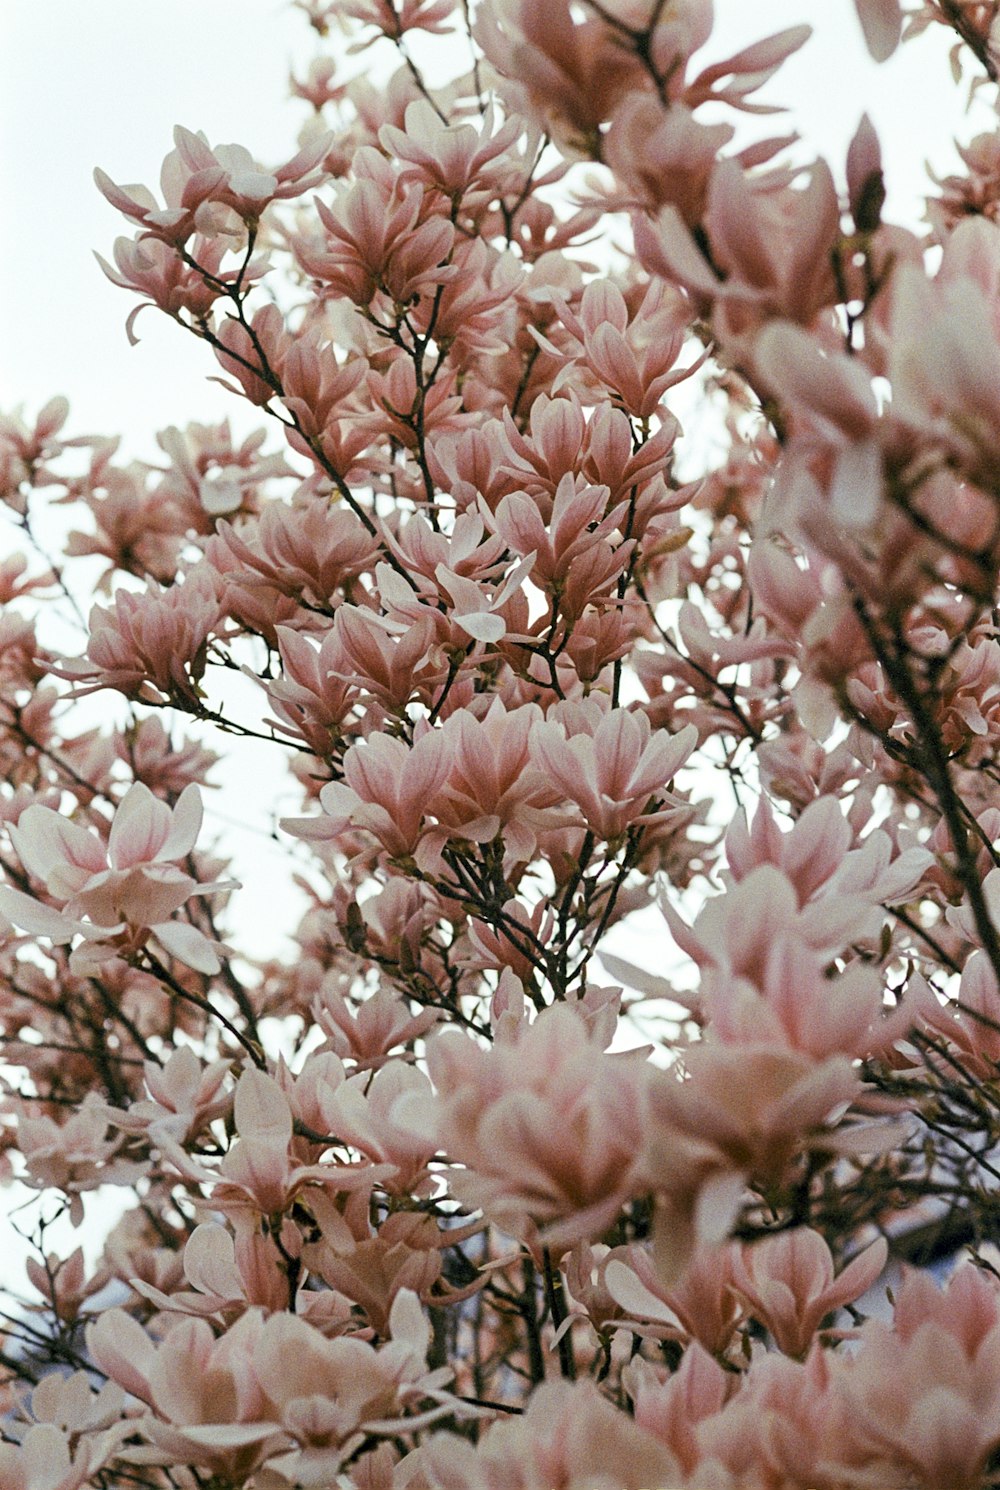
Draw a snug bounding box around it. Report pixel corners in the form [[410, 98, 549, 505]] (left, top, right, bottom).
[[96, 125, 332, 244], [837, 1264, 1000, 1487], [729, 1227, 888, 1358], [18, 1094, 146, 1225], [531, 705, 697, 841], [641, 1043, 862, 1283], [414, 1004, 647, 1248], [55, 566, 224, 708], [0, 783, 232, 972], [87, 1290, 463, 1482]]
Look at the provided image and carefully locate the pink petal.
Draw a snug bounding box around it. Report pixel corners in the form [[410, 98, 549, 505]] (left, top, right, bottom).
[[108, 783, 171, 869], [150, 920, 221, 975], [0, 885, 83, 942], [10, 806, 106, 885], [160, 784, 204, 862]]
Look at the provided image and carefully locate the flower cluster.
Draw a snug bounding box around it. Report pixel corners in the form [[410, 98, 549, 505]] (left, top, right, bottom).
[[7, 0, 1000, 1485]]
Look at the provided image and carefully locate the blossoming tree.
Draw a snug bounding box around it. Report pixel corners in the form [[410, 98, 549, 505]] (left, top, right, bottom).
[[6, 0, 1000, 1484]]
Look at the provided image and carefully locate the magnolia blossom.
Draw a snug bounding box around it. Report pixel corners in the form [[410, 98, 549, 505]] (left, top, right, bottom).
[[415, 1003, 647, 1247], [55, 567, 224, 707], [531, 706, 697, 841], [729, 1227, 889, 1358], [837, 1265, 1000, 1486], [641, 1043, 863, 1283], [95, 125, 332, 245], [104, 1045, 232, 1145], [0, 783, 230, 972], [87, 1289, 463, 1481], [18, 1095, 145, 1224], [429, 1376, 688, 1487]]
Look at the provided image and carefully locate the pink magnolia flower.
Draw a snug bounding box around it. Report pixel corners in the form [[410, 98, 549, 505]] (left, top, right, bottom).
[[531, 704, 697, 842], [278, 338, 370, 464], [132, 1220, 293, 1322], [54, 566, 224, 709], [603, 96, 737, 222], [285, 729, 451, 860], [334, 604, 439, 714], [0, 553, 54, 605], [315, 1060, 439, 1195], [104, 1044, 232, 1145], [338, 0, 456, 42], [193, 1067, 392, 1220], [385, 508, 503, 582], [413, 1378, 683, 1490], [24, 1246, 94, 1325], [634, 157, 841, 335], [414, 699, 561, 870], [0, 397, 71, 519], [0, 613, 48, 694], [115, 715, 220, 798], [695, 1344, 858, 1487], [303, 146, 458, 307], [18, 1094, 145, 1225], [0, 396, 69, 472], [97, 125, 333, 247], [64, 461, 186, 589], [0, 1420, 120, 1490], [217, 498, 378, 609], [751, 320, 883, 529], [662, 795, 931, 998], [96, 233, 265, 345], [313, 978, 439, 1069], [366, 355, 470, 450], [289, 54, 350, 111], [255, 1292, 461, 1480], [474, 0, 650, 151], [205, 536, 304, 647], [729, 1227, 888, 1358], [624, 1343, 735, 1475], [488, 472, 623, 592], [0, 783, 231, 973], [641, 1043, 862, 1283], [698, 953, 908, 1065], [536, 279, 696, 420], [307, 1210, 447, 1338], [912, 951, 1000, 1080], [889, 217, 1000, 488], [606, 1241, 745, 1358], [380, 100, 522, 200], [19, 1372, 126, 1456], [86, 1308, 279, 1481], [468, 898, 555, 983], [415, 1003, 647, 1248], [212, 304, 290, 406], [417, 236, 521, 352], [171, 125, 332, 222], [839, 1264, 1000, 1487], [748, 537, 825, 640], [95, 155, 223, 247]]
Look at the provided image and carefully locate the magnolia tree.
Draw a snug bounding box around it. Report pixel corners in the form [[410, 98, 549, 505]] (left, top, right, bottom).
[[6, 0, 1000, 1484]]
